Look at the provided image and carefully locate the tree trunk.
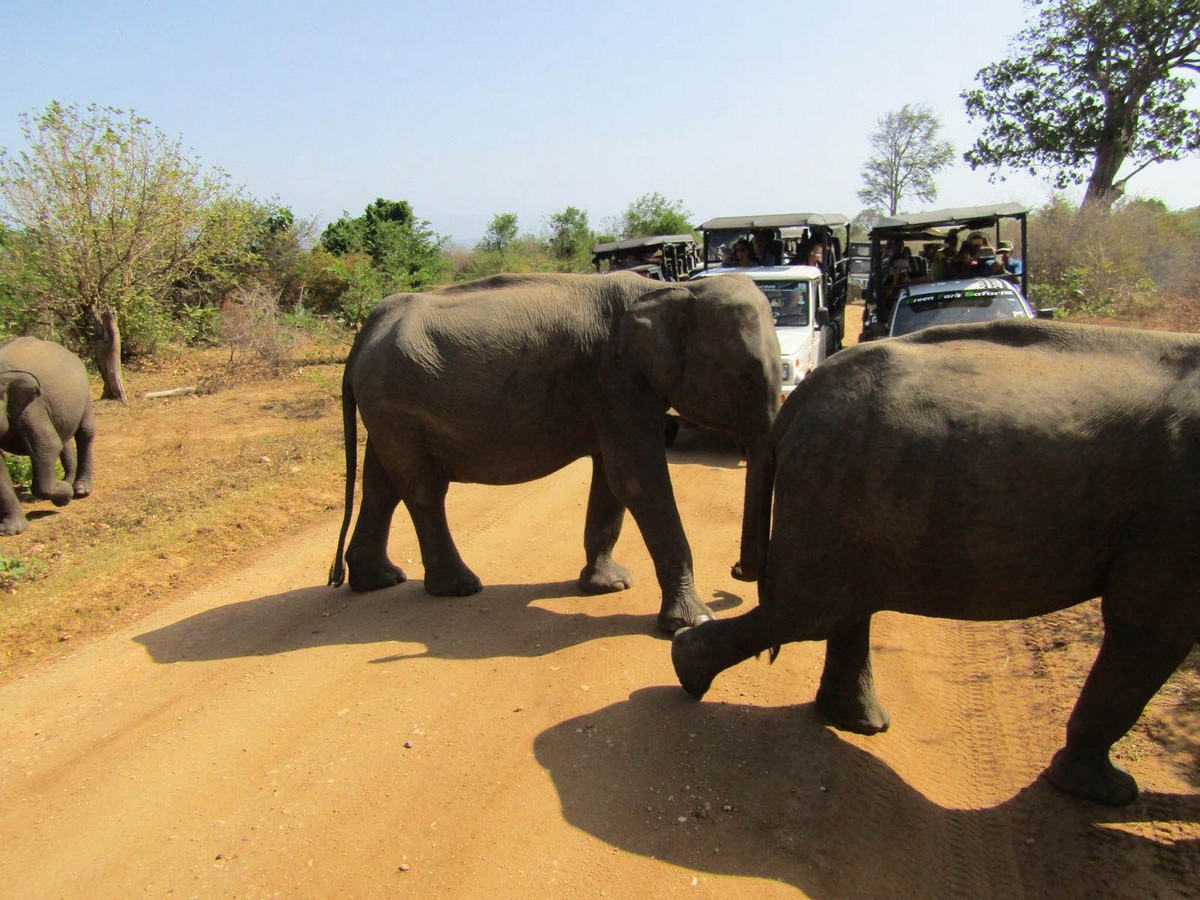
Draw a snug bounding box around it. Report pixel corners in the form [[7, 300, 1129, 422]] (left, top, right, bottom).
[[1084, 102, 1135, 211], [1084, 147, 1126, 211], [87, 304, 127, 404]]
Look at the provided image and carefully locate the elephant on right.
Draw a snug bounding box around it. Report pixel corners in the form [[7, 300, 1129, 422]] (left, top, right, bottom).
[[672, 319, 1200, 806]]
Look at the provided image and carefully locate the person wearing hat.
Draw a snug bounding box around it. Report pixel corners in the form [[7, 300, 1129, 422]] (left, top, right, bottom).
[[996, 239, 1023, 277], [975, 241, 1000, 275]]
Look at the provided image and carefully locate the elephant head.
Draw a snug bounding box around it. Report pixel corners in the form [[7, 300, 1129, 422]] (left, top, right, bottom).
[[0, 369, 43, 449], [618, 275, 782, 580]]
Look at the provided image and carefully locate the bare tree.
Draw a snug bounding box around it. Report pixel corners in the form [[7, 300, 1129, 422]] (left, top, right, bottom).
[[858, 104, 955, 216], [0, 102, 253, 402]]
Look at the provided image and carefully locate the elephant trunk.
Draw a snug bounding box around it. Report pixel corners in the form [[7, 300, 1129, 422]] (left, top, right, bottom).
[[733, 432, 775, 583]]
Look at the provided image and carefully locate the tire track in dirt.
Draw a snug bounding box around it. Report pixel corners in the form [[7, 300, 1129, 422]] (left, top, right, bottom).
[[934, 619, 1028, 898]]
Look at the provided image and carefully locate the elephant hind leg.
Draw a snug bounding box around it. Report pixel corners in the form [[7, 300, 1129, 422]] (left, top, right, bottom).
[[59, 442, 78, 489], [672, 606, 775, 698], [1047, 613, 1193, 806], [816, 619, 890, 734], [344, 440, 407, 592], [579, 455, 632, 594], [405, 480, 481, 597], [0, 454, 29, 535]]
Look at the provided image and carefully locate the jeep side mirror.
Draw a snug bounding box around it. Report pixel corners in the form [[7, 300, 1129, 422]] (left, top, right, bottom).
[[1037, 308, 1055, 319], [815, 306, 830, 328]]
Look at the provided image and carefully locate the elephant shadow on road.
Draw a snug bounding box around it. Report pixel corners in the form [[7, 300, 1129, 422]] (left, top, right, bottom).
[[533, 687, 1200, 900], [134, 580, 746, 665]]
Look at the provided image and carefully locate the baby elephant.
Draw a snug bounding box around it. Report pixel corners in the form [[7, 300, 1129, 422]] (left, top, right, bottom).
[[672, 319, 1200, 807], [0, 337, 96, 535]]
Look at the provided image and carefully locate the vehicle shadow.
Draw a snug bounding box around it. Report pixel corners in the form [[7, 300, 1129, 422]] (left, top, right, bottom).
[[533, 687, 1200, 899], [134, 579, 747, 665]]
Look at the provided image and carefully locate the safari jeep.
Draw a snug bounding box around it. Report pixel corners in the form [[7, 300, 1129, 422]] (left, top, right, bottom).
[[860, 203, 1031, 341], [694, 213, 850, 401], [591, 234, 701, 282]]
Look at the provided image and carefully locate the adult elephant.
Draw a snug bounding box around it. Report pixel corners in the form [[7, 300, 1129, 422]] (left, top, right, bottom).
[[0, 337, 96, 535], [672, 319, 1200, 806], [328, 272, 782, 633]]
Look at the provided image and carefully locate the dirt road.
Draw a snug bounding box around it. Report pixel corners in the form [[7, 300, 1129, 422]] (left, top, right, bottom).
[[1, 355, 1197, 897]]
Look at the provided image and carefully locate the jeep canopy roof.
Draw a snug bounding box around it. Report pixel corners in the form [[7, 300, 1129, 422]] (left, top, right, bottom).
[[868, 203, 1027, 241], [698, 213, 850, 231], [590, 234, 698, 257]]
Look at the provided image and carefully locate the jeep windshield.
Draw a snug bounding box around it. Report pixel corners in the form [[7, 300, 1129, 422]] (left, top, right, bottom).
[[890, 285, 1032, 336], [754, 280, 811, 327]]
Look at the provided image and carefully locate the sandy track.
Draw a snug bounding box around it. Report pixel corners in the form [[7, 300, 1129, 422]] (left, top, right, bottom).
[[0, 427, 1197, 898]]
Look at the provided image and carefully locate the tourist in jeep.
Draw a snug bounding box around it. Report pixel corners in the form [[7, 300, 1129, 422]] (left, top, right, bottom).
[[724, 238, 759, 267], [752, 230, 779, 266]]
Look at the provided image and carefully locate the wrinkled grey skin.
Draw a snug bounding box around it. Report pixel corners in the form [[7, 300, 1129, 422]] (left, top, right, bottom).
[[329, 272, 782, 633], [673, 319, 1200, 806], [0, 337, 96, 535]]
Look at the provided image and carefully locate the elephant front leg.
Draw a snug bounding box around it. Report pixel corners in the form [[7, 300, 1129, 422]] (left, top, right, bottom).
[[816, 619, 891, 734], [601, 445, 714, 633], [1046, 618, 1192, 806], [672, 607, 775, 698], [579, 455, 632, 593]]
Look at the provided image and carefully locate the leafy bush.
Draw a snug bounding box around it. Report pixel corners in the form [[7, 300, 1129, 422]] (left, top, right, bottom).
[[1029, 196, 1200, 325], [5, 454, 31, 490]]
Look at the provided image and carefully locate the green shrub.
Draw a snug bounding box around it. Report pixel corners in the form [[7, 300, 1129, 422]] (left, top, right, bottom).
[[5, 454, 31, 490]]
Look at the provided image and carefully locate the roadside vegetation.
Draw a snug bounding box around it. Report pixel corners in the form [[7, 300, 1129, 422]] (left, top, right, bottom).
[[0, 0, 1197, 677]]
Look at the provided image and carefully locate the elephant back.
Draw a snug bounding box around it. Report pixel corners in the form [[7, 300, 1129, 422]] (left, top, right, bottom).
[[0, 337, 91, 429]]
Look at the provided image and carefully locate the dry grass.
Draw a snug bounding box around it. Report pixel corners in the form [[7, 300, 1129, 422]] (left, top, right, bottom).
[[0, 334, 351, 678]]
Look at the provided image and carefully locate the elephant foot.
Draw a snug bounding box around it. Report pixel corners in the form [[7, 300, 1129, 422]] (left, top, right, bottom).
[[73, 479, 92, 499], [347, 561, 408, 593], [579, 558, 632, 594], [0, 515, 29, 536], [657, 594, 716, 635], [730, 559, 758, 582], [33, 480, 74, 508], [816, 688, 891, 735], [424, 567, 482, 597], [1046, 746, 1138, 806], [671, 622, 723, 698]]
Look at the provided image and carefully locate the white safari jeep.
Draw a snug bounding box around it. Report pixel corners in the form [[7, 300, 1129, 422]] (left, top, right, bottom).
[[692, 263, 832, 402], [692, 213, 851, 403]]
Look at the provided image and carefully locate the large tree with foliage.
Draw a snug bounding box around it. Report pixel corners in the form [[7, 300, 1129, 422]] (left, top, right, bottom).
[[0, 101, 255, 402], [963, 0, 1200, 209], [858, 104, 955, 215], [321, 197, 446, 295], [614, 192, 692, 238], [477, 212, 519, 254], [544, 206, 592, 262]]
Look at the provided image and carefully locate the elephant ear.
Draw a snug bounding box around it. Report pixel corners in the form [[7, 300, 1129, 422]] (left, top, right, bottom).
[[616, 286, 692, 399]]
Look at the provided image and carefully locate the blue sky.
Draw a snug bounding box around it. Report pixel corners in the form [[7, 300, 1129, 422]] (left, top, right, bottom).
[[3, 0, 1198, 245]]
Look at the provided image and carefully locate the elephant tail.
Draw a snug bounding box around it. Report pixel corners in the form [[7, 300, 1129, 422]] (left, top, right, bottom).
[[328, 364, 357, 587]]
